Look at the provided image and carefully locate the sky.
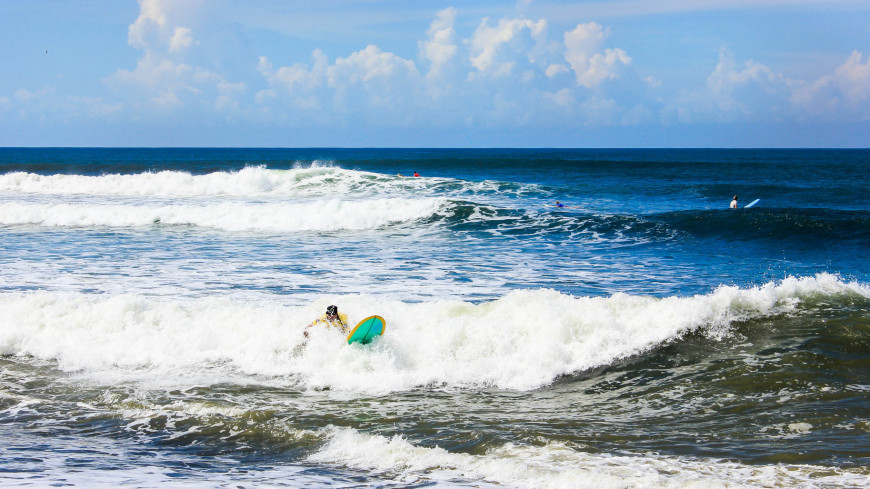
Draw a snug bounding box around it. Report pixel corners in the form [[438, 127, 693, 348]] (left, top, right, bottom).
[[1, 0, 869, 147]]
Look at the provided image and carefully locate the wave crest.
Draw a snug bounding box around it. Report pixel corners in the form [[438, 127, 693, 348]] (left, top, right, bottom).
[[2, 274, 866, 393]]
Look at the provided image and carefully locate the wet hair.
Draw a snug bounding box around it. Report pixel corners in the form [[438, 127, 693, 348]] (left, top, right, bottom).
[[326, 305, 338, 316]]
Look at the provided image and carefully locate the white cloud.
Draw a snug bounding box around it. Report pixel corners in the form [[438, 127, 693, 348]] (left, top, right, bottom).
[[254, 89, 277, 105], [128, 0, 200, 54], [468, 17, 547, 76], [326, 45, 422, 116], [644, 76, 662, 89], [216, 80, 246, 111], [791, 50, 870, 119], [14, 89, 36, 102], [105, 0, 242, 114], [128, 0, 168, 50], [110, 55, 193, 89], [258, 50, 328, 95], [835, 51, 870, 102], [707, 49, 781, 97], [545, 88, 575, 108], [563, 22, 631, 88], [545, 64, 569, 78], [327, 45, 420, 88], [10, 1, 865, 143], [420, 7, 459, 77], [664, 48, 870, 124], [70, 97, 124, 118], [251, 11, 644, 129], [664, 49, 791, 123], [169, 26, 194, 52]]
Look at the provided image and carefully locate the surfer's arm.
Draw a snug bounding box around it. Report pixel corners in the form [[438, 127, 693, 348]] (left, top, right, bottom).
[[304, 317, 324, 337], [338, 313, 350, 334]]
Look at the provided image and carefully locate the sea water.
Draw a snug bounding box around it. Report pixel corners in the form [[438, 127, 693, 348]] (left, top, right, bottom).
[[1, 148, 869, 488]]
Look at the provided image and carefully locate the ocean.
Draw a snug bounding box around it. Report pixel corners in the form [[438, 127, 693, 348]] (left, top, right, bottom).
[[0, 148, 868, 488]]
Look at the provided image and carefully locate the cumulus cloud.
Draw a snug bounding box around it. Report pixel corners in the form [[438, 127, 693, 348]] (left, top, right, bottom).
[[258, 50, 328, 95], [664, 49, 789, 123], [420, 7, 459, 78], [835, 51, 870, 102], [665, 49, 870, 124], [106, 0, 241, 113], [253, 10, 644, 129], [327, 45, 420, 87], [128, 0, 167, 50], [563, 22, 631, 88], [9, 1, 867, 143], [327, 45, 422, 116], [792, 50, 870, 119], [128, 0, 200, 54], [468, 17, 547, 77], [169, 26, 194, 52]]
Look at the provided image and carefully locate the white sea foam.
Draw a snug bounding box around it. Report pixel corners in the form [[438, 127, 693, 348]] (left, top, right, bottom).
[[2, 274, 866, 393], [0, 197, 445, 232], [0, 167, 352, 198], [309, 427, 870, 489], [0, 166, 521, 199]]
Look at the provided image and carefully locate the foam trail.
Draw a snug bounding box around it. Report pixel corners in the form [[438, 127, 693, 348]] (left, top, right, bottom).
[[0, 167, 343, 198], [2, 274, 866, 393], [0, 198, 445, 231], [0, 167, 547, 201], [310, 427, 870, 489]]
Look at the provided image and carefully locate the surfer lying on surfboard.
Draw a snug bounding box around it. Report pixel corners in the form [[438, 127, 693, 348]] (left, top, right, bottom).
[[304, 305, 349, 337]]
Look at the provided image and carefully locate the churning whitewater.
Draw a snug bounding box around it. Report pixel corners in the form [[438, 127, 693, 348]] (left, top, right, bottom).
[[2, 274, 867, 394]]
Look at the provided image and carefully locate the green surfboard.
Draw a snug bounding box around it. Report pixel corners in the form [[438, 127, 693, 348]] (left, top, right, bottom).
[[346, 315, 386, 345]]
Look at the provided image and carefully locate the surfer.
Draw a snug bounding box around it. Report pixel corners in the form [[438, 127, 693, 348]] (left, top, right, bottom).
[[413, 171, 420, 177], [304, 305, 349, 337], [555, 200, 565, 208], [730, 195, 738, 209]]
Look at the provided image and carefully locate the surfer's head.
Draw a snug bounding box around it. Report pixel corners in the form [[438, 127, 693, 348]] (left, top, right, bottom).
[[326, 305, 338, 319]]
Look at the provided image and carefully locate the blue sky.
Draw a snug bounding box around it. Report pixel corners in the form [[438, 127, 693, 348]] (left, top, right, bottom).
[[1, 0, 868, 147]]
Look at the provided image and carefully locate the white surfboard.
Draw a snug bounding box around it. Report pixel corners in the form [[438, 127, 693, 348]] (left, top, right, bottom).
[[744, 199, 760, 208]]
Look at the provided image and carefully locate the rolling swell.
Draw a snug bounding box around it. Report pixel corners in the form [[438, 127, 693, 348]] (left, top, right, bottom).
[[651, 208, 870, 244], [429, 203, 870, 247], [431, 201, 673, 243]]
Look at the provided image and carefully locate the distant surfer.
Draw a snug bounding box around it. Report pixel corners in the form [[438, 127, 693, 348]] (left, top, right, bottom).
[[730, 195, 738, 209], [555, 201, 565, 208], [413, 171, 420, 177], [304, 305, 349, 338]]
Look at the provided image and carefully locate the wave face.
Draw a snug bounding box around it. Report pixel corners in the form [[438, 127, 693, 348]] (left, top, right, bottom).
[[2, 148, 870, 488]]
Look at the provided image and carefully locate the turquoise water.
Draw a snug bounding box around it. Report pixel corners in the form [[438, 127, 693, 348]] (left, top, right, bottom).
[[1, 148, 868, 488]]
